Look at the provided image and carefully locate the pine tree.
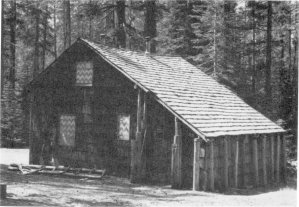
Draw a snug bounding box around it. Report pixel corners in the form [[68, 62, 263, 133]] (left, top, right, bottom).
[[9, 0, 17, 89], [63, 0, 71, 50], [115, 0, 126, 48], [265, 1, 273, 111], [144, 0, 157, 52]]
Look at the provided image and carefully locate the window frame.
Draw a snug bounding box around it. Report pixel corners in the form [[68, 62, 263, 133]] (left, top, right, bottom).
[[75, 61, 93, 87], [117, 114, 131, 141], [58, 114, 76, 147]]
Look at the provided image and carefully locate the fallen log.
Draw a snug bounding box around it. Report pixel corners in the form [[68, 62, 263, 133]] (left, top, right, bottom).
[[9, 164, 105, 175], [8, 164, 106, 179]]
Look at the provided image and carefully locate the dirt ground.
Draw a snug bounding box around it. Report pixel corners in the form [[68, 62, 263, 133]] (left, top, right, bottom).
[[0, 148, 297, 207]]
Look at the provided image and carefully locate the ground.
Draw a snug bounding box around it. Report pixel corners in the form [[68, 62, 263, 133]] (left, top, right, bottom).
[[0, 148, 297, 207]]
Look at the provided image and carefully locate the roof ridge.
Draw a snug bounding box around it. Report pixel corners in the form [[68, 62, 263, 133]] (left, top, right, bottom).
[[79, 38, 183, 58]]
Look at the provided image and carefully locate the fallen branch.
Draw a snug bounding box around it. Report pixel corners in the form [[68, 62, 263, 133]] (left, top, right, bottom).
[[15, 164, 44, 175]]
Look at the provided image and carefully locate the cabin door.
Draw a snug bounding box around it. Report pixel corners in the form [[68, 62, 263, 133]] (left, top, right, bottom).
[[146, 111, 172, 184]]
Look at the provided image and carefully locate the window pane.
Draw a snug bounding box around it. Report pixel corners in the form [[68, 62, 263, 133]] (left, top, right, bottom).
[[59, 115, 76, 146], [76, 62, 93, 86], [118, 115, 130, 140]]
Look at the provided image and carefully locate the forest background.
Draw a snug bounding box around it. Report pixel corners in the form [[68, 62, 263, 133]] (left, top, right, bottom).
[[1, 0, 298, 160]]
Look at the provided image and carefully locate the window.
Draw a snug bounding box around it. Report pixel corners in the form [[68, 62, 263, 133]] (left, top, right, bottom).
[[117, 114, 130, 140], [59, 115, 76, 146], [76, 61, 93, 86]]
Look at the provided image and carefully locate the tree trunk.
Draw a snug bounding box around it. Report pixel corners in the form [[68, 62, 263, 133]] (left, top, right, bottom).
[[1, 0, 5, 94], [42, 5, 48, 70], [251, 1, 256, 96], [9, 0, 16, 89], [292, 1, 298, 140], [89, 17, 92, 39], [106, 0, 115, 31], [89, 0, 92, 39], [115, 0, 126, 48], [53, 0, 57, 58], [288, 11, 292, 83], [223, 0, 235, 71], [33, 5, 40, 78], [63, 0, 71, 50], [279, 36, 288, 120], [144, 0, 157, 53], [265, 1, 272, 110], [213, 9, 217, 77]]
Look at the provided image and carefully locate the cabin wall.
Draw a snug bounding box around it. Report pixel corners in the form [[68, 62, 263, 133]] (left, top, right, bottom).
[[28, 42, 179, 181], [29, 43, 102, 168], [194, 134, 285, 192]]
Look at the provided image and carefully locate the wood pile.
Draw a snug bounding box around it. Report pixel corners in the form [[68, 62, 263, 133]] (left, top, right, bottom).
[[8, 163, 106, 179]]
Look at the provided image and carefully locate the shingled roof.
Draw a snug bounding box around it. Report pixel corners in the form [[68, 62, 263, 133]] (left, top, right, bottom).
[[78, 38, 284, 139]]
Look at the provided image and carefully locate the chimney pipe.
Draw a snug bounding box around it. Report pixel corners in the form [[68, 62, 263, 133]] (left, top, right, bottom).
[[100, 34, 106, 45], [145, 36, 151, 55]]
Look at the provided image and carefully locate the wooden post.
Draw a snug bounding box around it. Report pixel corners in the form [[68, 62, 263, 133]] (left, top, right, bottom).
[[209, 140, 214, 191], [136, 89, 142, 135], [203, 145, 208, 191], [271, 134, 275, 183], [234, 137, 239, 188], [193, 138, 201, 191], [276, 134, 281, 183], [224, 136, 229, 190], [140, 93, 147, 180], [253, 136, 259, 187], [130, 89, 143, 183], [281, 134, 287, 183], [171, 117, 182, 189], [142, 93, 147, 131], [262, 135, 267, 186], [29, 93, 33, 164], [242, 135, 247, 187]]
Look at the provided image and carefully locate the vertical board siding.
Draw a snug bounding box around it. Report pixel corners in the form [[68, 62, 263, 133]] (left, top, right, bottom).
[[202, 142, 208, 191], [242, 136, 247, 187], [234, 137, 239, 188], [223, 137, 229, 190], [276, 134, 281, 183], [281, 134, 287, 183], [264, 135, 272, 184], [262, 136, 267, 186], [210, 140, 215, 191], [252, 136, 259, 187], [271, 134, 275, 183], [228, 137, 233, 188], [257, 136, 263, 186], [244, 136, 251, 186], [197, 133, 284, 191], [193, 138, 201, 191]]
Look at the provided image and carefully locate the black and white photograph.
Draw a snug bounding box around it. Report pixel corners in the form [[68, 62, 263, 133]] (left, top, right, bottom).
[[0, 0, 298, 206]]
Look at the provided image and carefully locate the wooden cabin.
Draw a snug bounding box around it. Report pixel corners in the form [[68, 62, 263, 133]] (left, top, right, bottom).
[[25, 38, 286, 192]]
